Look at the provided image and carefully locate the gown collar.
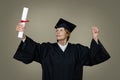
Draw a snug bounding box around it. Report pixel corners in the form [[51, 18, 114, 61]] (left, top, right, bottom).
[[57, 42, 68, 52]]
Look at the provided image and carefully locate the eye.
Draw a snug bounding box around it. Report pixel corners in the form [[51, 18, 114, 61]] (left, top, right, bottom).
[[60, 29, 63, 31], [60, 28, 64, 32]]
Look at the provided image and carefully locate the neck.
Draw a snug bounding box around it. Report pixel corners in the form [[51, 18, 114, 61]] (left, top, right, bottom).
[[58, 39, 67, 46]]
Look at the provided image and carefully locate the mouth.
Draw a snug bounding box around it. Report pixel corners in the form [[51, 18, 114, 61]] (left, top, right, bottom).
[[56, 35, 60, 38], [56, 35, 62, 39]]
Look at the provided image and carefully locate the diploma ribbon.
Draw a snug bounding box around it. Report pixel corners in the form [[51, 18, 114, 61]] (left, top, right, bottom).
[[20, 20, 29, 22]]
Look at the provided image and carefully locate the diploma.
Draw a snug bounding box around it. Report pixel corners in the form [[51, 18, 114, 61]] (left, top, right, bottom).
[[18, 7, 29, 38]]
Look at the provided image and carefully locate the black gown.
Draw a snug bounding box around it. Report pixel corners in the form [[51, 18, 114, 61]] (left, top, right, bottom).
[[13, 36, 110, 80]]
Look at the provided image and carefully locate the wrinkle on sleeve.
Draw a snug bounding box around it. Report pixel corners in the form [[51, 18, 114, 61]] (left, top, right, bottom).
[[77, 39, 110, 66], [13, 36, 45, 64]]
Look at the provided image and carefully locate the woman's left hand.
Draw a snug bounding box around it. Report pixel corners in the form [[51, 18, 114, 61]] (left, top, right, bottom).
[[91, 26, 99, 43]]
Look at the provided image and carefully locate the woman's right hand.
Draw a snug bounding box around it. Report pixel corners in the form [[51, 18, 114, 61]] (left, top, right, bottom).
[[16, 23, 26, 40]]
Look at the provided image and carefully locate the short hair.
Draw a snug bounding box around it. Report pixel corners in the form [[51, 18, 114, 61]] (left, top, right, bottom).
[[64, 28, 70, 41]]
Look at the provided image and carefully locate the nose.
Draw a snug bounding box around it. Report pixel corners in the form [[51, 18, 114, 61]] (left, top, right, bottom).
[[56, 30, 60, 34]]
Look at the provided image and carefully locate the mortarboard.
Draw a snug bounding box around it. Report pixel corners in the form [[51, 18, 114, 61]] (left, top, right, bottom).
[[55, 18, 76, 32]]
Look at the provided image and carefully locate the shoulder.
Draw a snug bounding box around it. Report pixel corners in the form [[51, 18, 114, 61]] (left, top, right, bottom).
[[40, 42, 54, 47], [69, 43, 87, 48], [40, 42, 57, 48], [69, 43, 89, 51]]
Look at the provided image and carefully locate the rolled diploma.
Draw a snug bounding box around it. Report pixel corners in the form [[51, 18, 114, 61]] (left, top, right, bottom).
[[18, 7, 29, 38]]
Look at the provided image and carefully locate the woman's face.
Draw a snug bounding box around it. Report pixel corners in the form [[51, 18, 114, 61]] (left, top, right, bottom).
[[56, 27, 69, 41]]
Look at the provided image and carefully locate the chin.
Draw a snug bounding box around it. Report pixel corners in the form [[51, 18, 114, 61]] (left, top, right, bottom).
[[56, 37, 66, 41], [56, 37, 61, 40], [56, 39, 61, 41], [56, 38, 61, 41]]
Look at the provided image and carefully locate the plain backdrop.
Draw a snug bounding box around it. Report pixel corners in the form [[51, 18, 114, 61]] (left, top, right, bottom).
[[0, 0, 120, 80]]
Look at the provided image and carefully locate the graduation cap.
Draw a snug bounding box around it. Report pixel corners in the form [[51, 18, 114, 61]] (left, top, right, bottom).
[[55, 18, 76, 32]]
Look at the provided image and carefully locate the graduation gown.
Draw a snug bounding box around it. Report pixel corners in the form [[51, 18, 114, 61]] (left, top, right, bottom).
[[13, 36, 110, 80]]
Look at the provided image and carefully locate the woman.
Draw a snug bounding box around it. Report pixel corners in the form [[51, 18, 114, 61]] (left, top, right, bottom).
[[14, 18, 110, 80]]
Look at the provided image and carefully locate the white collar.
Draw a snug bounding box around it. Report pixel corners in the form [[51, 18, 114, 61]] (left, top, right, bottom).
[[57, 42, 68, 52]]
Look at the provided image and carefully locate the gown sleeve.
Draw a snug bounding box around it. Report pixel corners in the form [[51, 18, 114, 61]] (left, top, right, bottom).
[[78, 39, 111, 66], [13, 36, 47, 64]]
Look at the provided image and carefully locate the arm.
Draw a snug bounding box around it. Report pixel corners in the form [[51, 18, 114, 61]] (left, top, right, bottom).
[[83, 26, 110, 66], [86, 39, 110, 66], [14, 23, 42, 64], [13, 36, 42, 64]]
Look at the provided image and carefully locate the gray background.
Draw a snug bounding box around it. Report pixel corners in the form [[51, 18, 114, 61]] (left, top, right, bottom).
[[0, 0, 119, 80]]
